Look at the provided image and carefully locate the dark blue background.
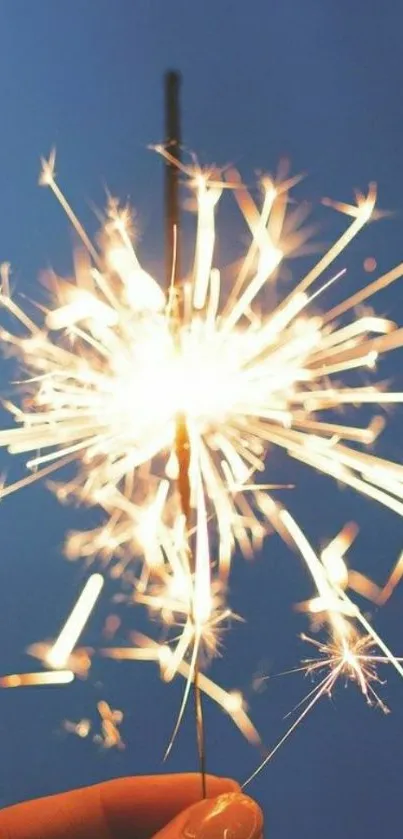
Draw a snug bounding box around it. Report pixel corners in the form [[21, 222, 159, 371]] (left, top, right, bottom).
[[0, 3, 403, 837]]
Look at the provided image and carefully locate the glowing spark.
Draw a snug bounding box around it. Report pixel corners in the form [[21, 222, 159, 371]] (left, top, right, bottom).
[[95, 700, 125, 750], [63, 718, 92, 738], [377, 552, 403, 606], [0, 671, 74, 688], [243, 623, 402, 787], [27, 643, 93, 679], [320, 522, 359, 588], [63, 702, 125, 749], [46, 574, 104, 669]]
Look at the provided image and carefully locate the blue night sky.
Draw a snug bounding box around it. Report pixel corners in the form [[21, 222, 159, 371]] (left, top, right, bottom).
[[0, 2, 403, 837]]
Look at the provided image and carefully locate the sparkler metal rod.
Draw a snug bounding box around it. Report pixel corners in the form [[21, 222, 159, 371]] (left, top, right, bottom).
[[164, 69, 207, 798], [165, 70, 181, 291]]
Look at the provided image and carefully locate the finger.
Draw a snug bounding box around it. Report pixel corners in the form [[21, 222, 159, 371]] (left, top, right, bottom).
[[0, 774, 239, 839], [152, 792, 264, 839]]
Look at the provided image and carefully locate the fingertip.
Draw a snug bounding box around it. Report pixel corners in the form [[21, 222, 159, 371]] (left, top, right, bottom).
[[153, 791, 263, 839]]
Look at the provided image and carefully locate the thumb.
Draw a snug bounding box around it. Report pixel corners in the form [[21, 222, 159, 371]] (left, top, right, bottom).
[[153, 792, 264, 839]]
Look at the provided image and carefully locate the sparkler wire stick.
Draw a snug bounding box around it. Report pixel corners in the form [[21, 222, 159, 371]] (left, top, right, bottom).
[[165, 70, 181, 291], [164, 70, 207, 797]]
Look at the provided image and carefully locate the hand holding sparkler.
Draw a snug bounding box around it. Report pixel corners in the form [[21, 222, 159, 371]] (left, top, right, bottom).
[[0, 775, 263, 839]]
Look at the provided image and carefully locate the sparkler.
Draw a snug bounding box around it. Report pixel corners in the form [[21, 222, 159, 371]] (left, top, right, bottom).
[[1, 80, 403, 779]]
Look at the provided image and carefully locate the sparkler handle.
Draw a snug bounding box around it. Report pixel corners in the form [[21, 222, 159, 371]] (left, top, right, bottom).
[[164, 69, 207, 799]]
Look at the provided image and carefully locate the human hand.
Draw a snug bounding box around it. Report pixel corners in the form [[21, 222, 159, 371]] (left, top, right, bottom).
[[0, 773, 263, 839]]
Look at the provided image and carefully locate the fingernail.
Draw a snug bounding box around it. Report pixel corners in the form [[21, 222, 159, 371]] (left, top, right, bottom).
[[182, 792, 263, 839]]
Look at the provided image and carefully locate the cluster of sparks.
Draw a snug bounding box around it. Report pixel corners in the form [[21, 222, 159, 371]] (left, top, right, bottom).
[[63, 699, 125, 750], [1, 147, 403, 778]]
